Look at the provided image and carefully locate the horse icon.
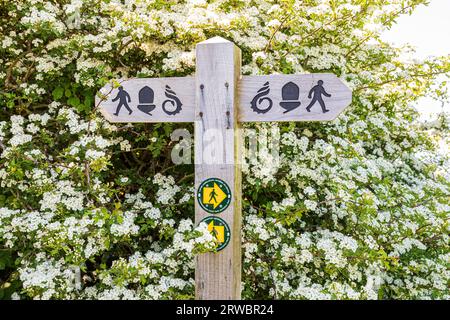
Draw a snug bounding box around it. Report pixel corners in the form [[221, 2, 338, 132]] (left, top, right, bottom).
[[306, 80, 332, 113], [112, 86, 132, 116], [162, 85, 183, 115], [250, 82, 273, 114]]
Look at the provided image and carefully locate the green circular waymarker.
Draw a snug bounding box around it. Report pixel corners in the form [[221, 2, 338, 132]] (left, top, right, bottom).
[[200, 216, 231, 252], [197, 178, 232, 214]]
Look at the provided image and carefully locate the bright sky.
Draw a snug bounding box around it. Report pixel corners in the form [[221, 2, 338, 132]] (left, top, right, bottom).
[[381, 0, 450, 121]]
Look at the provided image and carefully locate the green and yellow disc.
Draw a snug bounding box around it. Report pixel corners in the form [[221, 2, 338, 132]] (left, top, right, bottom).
[[197, 178, 232, 214], [200, 216, 231, 252]]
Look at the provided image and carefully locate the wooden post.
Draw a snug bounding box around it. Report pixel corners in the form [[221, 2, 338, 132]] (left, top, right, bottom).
[[194, 37, 242, 300], [97, 36, 352, 301]]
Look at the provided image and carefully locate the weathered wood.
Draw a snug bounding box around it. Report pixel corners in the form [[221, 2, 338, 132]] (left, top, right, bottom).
[[95, 37, 353, 301], [194, 37, 242, 300], [238, 74, 352, 122], [96, 77, 195, 123]]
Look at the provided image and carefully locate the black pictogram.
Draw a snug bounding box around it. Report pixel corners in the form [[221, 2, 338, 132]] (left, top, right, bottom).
[[280, 82, 301, 113], [209, 188, 218, 204], [112, 86, 132, 116], [137, 86, 156, 115], [162, 85, 183, 115], [306, 80, 331, 113], [250, 81, 273, 114]]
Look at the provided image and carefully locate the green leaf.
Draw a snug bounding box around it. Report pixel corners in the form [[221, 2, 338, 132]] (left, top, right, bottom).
[[67, 96, 80, 107], [52, 87, 64, 100], [0, 250, 13, 270], [83, 95, 93, 109]]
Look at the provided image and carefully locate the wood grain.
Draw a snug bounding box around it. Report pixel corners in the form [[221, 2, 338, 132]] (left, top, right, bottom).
[[194, 37, 242, 300], [238, 74, 352, 122]]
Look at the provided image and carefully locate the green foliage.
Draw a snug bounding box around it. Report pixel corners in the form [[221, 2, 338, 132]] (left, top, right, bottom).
[[0, 0, 448, 300]]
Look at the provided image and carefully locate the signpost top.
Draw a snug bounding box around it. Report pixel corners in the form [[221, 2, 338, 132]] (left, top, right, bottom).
[[198, 36, 233, 44]]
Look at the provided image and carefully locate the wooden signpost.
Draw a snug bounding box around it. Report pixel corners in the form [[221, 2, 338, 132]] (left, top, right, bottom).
[[97, 37, 352, 300]]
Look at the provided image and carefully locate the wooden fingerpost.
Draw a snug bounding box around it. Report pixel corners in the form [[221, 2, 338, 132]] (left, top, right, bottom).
[[194, 37, 242, 300], [97, 36, 352, 301]]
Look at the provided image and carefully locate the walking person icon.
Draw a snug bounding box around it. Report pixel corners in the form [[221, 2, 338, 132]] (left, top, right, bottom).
[[112, 86, 133, 116], [306, 80, 331, 113], [209, 189, 218, 204]]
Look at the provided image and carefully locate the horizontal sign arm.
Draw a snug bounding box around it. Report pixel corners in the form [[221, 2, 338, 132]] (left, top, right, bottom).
[[238, 73, 352, 122], [96, 77, 196, 123], [96, 74, 351, 123]]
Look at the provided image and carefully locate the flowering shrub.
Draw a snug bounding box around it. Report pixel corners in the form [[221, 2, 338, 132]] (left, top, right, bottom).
[[0, 0, 449, 300]]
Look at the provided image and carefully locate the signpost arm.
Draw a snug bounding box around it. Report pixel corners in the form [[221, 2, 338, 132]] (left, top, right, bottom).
[[195, 37, 242, 300]]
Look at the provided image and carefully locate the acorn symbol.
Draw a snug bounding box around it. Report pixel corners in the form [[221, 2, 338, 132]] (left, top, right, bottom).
[[279, 82, 301, 113], [137, 86, 156, 115]]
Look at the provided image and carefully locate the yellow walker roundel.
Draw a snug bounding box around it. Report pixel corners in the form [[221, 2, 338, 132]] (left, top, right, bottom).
[[200, 216, 231, 252], [197, 178, 232, 214]]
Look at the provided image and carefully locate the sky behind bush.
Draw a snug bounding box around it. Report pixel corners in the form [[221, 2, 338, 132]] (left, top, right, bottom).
[[382, 0, 450, 120]]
